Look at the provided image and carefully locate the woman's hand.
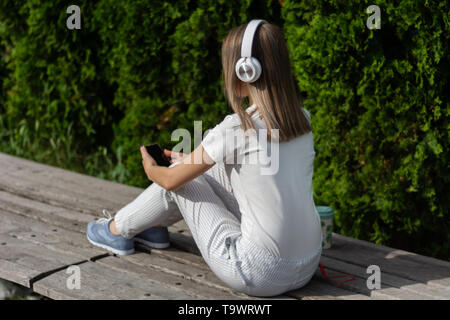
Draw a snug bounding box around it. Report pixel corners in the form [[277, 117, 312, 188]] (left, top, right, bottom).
[[138, 144, 214, 190], [140, 146, 157, 180], [163, 149, 187, 164]]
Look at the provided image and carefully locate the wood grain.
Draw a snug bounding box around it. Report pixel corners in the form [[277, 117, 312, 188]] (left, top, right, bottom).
[[1, 151, 449, 300]]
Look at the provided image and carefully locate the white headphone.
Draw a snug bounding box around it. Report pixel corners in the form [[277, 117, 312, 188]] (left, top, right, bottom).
[[235, 19, 266, 83]]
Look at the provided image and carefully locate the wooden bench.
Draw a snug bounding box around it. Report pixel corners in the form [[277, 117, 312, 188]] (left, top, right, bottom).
[[0, 152, 449, 300]]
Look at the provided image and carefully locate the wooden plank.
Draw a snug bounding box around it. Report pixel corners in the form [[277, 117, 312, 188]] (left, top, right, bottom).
[[147, 247, 370, 300], [0, 190, 96, 234], [0, 231, 85, 288], [0, 152, 142, 203], [0, 208, 367, 300], [168, 231, 200, 254], [288, 276, 372, 300], [0, 190, 197, 270], [0, 169, 118, 215], [0, 197, 284, 299], [164, 224, 442, 299], [0, 192, 244, 298], [0, 154, 195, 240], [123, 247, 247, 296], [0, 209, 251, 299], [323, 233, 450, 289], [1, 150, 448, 272], [0, 189, 193, 254], [0, 208, 107, 287], [148, 247, 214, 271], [158, 229, 446, 299], [0, 209, 105, 260], [93, 254, 259, 300], [317, 261, 443, 300], [332, 233, 450, 268], [320, 255, 450, 299], [33, 259, 201, 300], [0, 186, 201, 274], [119, 247, 296, 300], [0, 208, 255, 299], [2, 151, 449, 300], [0, 153, 149, 222]]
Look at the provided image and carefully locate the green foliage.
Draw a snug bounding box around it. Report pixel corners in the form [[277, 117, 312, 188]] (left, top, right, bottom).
[[0, 0, 283, 185], [90, 0, 283, 186], [0, 0, 448, 259], [0, 0, 119, 176], [282, 0, 449, 259]]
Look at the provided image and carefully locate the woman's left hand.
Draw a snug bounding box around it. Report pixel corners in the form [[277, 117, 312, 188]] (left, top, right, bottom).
[[140, 146, 157, 180]]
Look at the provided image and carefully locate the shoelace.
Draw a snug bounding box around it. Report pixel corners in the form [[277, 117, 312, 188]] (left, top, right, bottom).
[[318, 263, 355, 287], [96, 209, 113, 224]]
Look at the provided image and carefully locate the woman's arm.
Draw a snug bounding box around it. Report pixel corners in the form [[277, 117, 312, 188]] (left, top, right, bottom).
[[140, 144, 215, 191]]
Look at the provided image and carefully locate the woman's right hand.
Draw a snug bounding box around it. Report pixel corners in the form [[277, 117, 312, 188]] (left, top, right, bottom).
[[164, 149, 187, 164]]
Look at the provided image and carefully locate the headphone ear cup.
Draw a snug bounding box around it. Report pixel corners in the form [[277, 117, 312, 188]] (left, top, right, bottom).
[[235, 57, 247, 82], [235, 57, 262, 83], [248, 57, 262, 83]]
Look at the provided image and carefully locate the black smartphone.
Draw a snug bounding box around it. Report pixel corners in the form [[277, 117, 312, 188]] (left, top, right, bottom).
[[144, 144, 171, 167]]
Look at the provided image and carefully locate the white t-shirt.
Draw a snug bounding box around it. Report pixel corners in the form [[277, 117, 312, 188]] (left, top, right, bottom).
[[201, 104, 322, 260]]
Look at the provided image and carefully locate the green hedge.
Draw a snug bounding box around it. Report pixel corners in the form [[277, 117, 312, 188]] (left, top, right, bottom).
[[0, 0, 448, 260], [0, 0, 282, 185], [283, 0, 449, 259], [93, 1, 283, 185]]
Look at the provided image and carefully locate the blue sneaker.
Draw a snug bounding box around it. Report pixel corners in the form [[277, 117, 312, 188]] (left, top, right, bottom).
[[86, 209, 135, 256], [135, 226, 170, 249]]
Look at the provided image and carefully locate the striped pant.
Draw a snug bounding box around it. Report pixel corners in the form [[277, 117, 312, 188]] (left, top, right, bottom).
[[114, 163, 322, 297]]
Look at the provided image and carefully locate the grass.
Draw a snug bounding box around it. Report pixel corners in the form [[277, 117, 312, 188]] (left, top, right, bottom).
[[0, 114, 129, 185]]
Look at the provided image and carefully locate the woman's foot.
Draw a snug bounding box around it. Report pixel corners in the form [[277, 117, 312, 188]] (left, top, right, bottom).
[[86, 209, 135, 256], [135, 226, 170, 249]]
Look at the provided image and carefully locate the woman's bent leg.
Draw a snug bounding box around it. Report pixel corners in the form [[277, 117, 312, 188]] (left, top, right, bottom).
[[114, 182, 183, 239], [112, 165, 285, 295], [114, 163, 238, 239], [203, 163, 241, 222], [167, 174, 250, 293]]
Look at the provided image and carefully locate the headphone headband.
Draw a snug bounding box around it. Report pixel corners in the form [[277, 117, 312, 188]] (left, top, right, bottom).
[[241, 19, 266, 58], [235, 19, 266, 83]]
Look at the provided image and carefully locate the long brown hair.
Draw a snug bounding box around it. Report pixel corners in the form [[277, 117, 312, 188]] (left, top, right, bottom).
[[221, 21, 312, 142]]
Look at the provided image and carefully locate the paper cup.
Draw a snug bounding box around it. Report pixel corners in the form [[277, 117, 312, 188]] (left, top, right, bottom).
[[316, 206, 334, 249]]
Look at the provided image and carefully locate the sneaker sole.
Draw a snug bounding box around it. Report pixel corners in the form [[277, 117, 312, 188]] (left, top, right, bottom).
[[134, 237, 170, 249], [87, 234, 135, 256]]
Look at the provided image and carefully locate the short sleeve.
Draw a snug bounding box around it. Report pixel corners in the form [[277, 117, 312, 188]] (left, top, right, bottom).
[[201, 114, 244, 164]]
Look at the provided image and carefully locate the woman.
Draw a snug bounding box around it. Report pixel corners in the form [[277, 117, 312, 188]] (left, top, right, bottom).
[[86, 19, 322, 297]]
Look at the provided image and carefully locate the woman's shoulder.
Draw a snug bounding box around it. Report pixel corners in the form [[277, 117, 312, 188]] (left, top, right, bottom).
[[216, 113, 241, 130]]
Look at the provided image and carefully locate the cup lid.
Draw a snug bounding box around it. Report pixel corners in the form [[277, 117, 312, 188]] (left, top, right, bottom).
[[316, 206, 334, 218]]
